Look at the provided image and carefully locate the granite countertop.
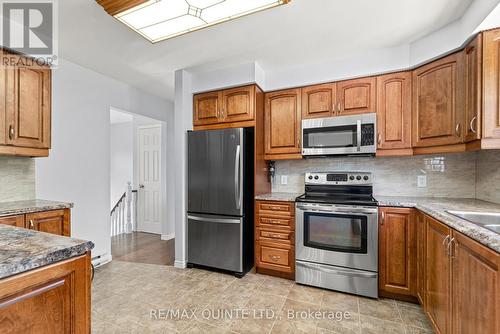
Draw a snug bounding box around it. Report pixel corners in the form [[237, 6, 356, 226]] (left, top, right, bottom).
[[0, 224, 93, 279], [377, 196, 500, 253], [0, 199, 73, 218], [255, 192, 302, 202]]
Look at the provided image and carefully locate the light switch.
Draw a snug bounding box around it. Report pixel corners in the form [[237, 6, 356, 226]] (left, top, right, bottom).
[[417, 175, 427, 188], [281, 175, 288, 185]]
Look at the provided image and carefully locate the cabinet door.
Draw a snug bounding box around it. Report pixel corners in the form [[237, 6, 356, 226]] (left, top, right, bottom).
[[26, 209, 70, 236], [193, 91, 222, 126], [464, 35, 482, 142], [264, 89, 302, 157], [0, 254, 91, 334], [425, 216, 452, 334], [301, 83, 336, 119], [483, 28, 500, 139], [337, 77, 376, 116], [412, 53, 464, 147], [379, 207, 415, 296], [376, 72, 412, 149], [0, 215, 25, 228], [451, 231, 500, 334], [416, 211, 426, 306], [0, 52, 5, 146], [221, 85, 255, 123], [6, 64, 51, 149]]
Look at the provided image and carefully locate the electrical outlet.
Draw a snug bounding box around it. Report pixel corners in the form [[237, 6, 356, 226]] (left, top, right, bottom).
[[417, 175, 427, 188], [281, 175, 288, 185]]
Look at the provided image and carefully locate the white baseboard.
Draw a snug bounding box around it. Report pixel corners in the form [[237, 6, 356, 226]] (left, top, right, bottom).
[[92, 253, 112, 268], [174, 260, 187, 269], [161, 233, 175, 241]]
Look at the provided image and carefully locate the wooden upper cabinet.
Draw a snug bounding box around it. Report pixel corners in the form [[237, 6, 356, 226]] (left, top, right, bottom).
[[193, 91, 222, 126], [482, 28, 500, 140], [376, 72, 412, 150], [463, 35, 482, 142], [337, 77, 376, 116], [221, 85, 255, 123], [451, 230, 500, 334], [5, 65, 51, 149], [0, 215, 25, 228], [425, 216, 452, 334], [412, 52, 464, 148], [264, 89, 302, 159], [301, 83, 336, 119], [378, 207, 415, 297], [26, 209, 70, 237]]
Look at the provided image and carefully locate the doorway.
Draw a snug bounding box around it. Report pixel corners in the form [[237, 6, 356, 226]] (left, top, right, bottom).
[[109, 108, 174, 266]]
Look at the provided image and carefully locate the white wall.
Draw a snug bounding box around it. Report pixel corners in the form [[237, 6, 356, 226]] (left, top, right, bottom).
[[110, 122, 133, 210], [36, 58, 173, 262]]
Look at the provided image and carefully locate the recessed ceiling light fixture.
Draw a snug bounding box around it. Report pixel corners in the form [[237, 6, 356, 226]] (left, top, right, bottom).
[[96, 0, 290, 43]]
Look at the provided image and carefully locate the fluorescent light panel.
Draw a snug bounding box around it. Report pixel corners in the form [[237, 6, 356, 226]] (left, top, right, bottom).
[[115, 0, 288, 43]]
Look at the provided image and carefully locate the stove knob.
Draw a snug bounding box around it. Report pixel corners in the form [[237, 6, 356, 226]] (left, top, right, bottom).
[[356, 175, 362, 181], [308, 176, 313, 180], [314, 176, 319, 180], [349, 175, 355, 181], [363, 176, 369, 181]]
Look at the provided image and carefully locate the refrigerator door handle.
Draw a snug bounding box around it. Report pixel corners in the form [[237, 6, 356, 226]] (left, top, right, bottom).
[[187, 214, 241, 224], [234, 144, 241, 210]]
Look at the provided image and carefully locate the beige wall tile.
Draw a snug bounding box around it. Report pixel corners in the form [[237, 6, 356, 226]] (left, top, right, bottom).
[[0, 157, 35, 202], [476, 150, 500, 204]]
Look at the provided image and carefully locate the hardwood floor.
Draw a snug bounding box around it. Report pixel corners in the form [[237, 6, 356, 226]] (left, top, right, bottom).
[[111, 232, 174, 266]]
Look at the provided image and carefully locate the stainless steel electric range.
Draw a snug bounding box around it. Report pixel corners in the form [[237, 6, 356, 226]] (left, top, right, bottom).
[[295, 172, 379, 298]]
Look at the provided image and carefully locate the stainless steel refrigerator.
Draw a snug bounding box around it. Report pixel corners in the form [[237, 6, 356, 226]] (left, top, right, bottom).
[[187, 128, 254, 277]]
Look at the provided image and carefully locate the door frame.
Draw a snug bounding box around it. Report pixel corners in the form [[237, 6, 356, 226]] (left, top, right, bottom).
[[136, 124, 163, 234]]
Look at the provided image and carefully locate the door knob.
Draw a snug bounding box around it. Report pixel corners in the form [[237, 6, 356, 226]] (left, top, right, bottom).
[[139, 184, 145, 189]]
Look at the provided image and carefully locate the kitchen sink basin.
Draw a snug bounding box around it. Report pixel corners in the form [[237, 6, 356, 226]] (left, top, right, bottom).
[[447, 210, 500, 234]]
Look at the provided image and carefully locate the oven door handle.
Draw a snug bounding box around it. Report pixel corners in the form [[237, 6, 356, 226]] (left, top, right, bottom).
[[356, 119, 362, 151], [298, 262, 378, 279], [296, 204, 378, 214]]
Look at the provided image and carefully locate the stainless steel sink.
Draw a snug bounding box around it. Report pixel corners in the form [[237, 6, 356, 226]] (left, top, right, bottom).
[[447, 210, 500, 234]]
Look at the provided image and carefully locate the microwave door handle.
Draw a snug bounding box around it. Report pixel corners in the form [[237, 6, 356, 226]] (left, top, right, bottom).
[[356, 120, 362, 152]]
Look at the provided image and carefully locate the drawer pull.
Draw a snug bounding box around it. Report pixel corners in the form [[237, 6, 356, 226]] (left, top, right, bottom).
[[270, 206, 281, 210], [29, 220, 34, 228], [270, 234, 281, 238], [269, 255, 281, 262]]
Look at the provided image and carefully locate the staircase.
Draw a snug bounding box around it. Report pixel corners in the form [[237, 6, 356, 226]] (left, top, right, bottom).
[[110, 182, 137, 237]]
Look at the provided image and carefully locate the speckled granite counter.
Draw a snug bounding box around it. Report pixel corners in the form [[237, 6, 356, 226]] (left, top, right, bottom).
[[377, 196, 500, 253], [0, 199, 73, 218], [0, 224, 93, 279], [255, 192, 302, 202]]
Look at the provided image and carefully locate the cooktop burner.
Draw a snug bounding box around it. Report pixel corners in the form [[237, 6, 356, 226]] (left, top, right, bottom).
[[296, 172, 379, 207]]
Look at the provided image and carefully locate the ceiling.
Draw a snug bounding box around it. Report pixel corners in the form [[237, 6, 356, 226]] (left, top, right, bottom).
[[60, 0, 475, 101]]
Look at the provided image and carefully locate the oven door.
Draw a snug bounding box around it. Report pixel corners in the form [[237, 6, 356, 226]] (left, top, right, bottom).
[[296, 203, 378, 272], [301, 113, 376, 156]]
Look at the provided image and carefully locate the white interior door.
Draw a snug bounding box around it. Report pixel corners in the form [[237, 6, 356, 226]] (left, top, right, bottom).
[[137, 126, 162, 234]]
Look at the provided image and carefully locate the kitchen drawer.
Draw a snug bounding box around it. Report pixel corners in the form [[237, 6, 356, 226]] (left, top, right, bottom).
[[257, 215, 294, 229], [256, 227, 293, 244], [257, 201, 294, 216], [257, 243, 293, 271]]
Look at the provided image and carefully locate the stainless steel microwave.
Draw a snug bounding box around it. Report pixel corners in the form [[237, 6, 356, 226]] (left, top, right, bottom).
[[302, 113, 377, 156]]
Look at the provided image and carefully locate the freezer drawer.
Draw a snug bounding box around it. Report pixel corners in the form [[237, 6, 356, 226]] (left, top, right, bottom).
[[187, 214, 243, 272]]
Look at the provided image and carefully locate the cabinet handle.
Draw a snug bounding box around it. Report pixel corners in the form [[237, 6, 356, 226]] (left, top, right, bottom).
[[380, 211, 385, 225], [269, 255, 281, 262], [270, 234, 281, 238], [455, 123, 461, 137], [443, 235, 451, 254], [469, 116, 477, 134], [377, 133, 382, 145], [337, 102, 342, 114], [449, 238, 457, 259], [29, 219, 34, 228], [8, 125, 14, 140]]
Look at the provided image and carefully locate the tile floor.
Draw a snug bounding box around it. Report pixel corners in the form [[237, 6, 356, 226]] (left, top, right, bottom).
[[92, 261, 434, 334]]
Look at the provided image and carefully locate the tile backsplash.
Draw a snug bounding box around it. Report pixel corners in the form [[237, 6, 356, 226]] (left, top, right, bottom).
[[476, 150, 500, 204], [273, 152, 478, 198], [0, 157, 36, 202]]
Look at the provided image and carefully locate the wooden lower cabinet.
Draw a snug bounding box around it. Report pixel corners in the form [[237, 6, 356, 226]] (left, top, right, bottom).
[[0, 253, 91, 334], [0, 209, 71, 237], [0, 215, 25, 228], [378, 207, 416, 298], [425, 216, 452, 334], [26, 209, 71, 237], [255, 200, 295, 279], [451, 230, 500, 334], [415, 211, 426, 305]]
